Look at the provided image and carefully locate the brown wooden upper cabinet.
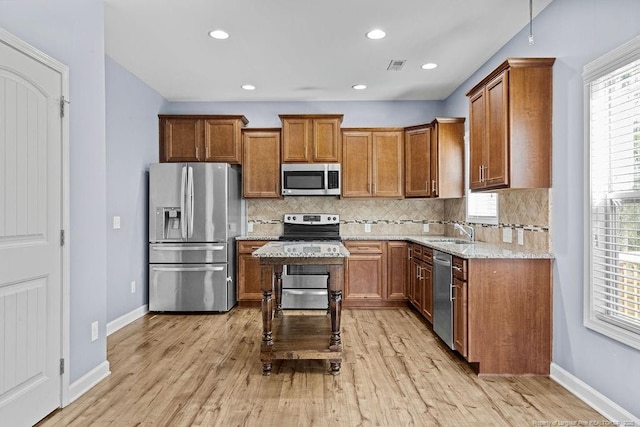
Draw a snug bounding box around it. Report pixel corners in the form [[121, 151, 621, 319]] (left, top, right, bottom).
[[159, 115, 248, 164], [242, 128, 281, 198], [404, 117, 465, 198], [342, 129, 404, 198], [466, 58, 554, 191], [280, 114, 343, 163]]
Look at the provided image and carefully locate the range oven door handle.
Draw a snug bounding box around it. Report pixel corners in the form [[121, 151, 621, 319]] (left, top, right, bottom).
[[282, 289, 328, 296]]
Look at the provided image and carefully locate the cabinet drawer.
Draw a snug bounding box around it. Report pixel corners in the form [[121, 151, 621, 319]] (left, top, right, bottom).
[[453, 256, 467, 281], [238, 240, 267, 254], [411, 243, 423, 259], [421, 246, 433, 264], [344, 241, 384, 254]]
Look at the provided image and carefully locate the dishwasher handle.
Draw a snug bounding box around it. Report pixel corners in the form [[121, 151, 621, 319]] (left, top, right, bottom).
[[433, 255, 452, 266]]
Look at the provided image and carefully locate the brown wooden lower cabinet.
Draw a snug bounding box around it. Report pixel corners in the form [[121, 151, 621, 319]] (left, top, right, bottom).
[[237, 241, 268, 305], [460, 258, 552, 375], [386, 241, 407, 301], [342, 241, 408, 308], [407, 243, 433, 324]]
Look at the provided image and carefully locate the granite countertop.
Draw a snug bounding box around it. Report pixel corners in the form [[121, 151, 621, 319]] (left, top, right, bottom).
[[252, 241, 350, 258], [237, 235, 553, 259]]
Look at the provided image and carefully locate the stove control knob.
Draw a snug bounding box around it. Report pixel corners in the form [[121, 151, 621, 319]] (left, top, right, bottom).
[[293, 216, 297, 220], [286, 216, 291, 221], [332, 216, 337, 221]]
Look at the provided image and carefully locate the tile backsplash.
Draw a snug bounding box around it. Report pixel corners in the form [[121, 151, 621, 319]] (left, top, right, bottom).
[[247, 197, 445, 237], [246, 188, 551, 252]]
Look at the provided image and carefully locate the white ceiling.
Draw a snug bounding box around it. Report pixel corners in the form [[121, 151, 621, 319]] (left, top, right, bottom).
[[104, 0, 554, 102]]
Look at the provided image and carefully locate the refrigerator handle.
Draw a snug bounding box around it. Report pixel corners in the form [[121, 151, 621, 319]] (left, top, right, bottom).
[[187, 166, 194, 238], [180, 166, 187, 239]]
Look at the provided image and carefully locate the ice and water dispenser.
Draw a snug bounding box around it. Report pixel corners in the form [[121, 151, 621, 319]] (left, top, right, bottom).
[[154, 207, 182, 240]]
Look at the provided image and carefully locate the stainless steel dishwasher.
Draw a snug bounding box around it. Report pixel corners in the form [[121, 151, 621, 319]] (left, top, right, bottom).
[[433, 250, 454, 349]]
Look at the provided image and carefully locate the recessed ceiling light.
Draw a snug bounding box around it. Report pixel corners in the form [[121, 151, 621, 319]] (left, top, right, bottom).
[[208, 29, 229, 40], [421, 62, 438, 70], [365, 29, 386, 40], [352, 84, 367, 90], [241, 84, 256, 91]]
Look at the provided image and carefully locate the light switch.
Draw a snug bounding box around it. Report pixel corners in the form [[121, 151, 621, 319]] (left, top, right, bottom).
[[502, 227, 512, 243], [113, 216, 121, 229], [365, 223, 371, 233], [248, 222, 254, 233], [517, 228, 524, 245], [423, 223, 430, 233]]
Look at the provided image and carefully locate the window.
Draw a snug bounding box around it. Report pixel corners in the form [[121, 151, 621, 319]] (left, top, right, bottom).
[[467, 192, 498, 224], [585, 35, 640, 350]]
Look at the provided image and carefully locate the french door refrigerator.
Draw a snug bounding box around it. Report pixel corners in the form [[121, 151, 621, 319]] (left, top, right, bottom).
[[148, 163, 242, 312]]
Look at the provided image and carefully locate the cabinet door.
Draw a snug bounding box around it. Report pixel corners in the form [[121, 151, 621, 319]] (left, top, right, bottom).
[[161, 118, 203, 162], [203, 119, 243, 164], [342, 131, 372, 197], [344, 242, 384, 304], [413, 260, 424, 312], [468, 90, 485, 190], [313, 118, 341, 162], [453, 276, 468, 358], [242, 130, 281, 198], [386, 241, 407, 300], [237, 241, 267, 302], [405, 127, 432, 197], [372, 131, 403, 198], [282, 118, 310, 162], [421, 262, 433, 323], [433, 118, 465, 199], [485, 71, 509, 188]]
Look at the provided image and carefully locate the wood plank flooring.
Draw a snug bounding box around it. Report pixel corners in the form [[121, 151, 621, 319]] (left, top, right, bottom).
[[38, 308, 604, 426]]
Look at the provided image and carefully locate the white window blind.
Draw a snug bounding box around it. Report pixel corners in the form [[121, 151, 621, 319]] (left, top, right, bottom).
[[585, 35, 640, 350], [467, 192, 498, 224]]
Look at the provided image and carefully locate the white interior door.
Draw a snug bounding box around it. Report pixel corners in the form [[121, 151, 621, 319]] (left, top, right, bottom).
[[0, 31, 64, 426]]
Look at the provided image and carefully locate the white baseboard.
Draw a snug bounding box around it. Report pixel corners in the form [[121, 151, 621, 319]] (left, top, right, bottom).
[[66, 361, 110, 406], [106, 304, 148, 336], [550, 363, 639, 424]]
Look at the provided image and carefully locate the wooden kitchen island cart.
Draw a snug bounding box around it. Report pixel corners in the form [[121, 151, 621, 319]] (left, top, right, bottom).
[[252, 241, 349, 375]]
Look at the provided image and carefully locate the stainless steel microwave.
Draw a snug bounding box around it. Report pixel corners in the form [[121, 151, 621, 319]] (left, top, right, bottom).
[[281, 163, 341, 196]]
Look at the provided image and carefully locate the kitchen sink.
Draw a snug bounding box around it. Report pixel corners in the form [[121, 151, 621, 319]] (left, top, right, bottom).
[[429, 238, 475, 244]]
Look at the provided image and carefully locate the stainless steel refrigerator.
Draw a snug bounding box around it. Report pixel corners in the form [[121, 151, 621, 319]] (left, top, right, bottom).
[[148, 163, 242, 312]]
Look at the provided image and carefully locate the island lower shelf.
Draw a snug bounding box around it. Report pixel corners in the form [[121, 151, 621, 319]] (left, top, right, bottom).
[[260, 315, 343, 361]]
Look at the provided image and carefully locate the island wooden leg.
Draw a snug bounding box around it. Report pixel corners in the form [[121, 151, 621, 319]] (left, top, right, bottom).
[[274, 264, 283, 318], [260, 264, 274, 375], [327, 265, 343, 352]]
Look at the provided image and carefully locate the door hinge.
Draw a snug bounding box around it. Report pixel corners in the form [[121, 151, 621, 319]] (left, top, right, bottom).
[[60, 96, 70, 118], [60, 229, 65, 246], [60, 358, 65, 375]]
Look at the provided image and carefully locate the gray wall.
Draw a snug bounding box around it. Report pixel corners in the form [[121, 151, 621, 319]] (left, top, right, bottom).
[[105, 57, 166, 321], [442, 0, 640, 418], [0, 0, 108, 382]]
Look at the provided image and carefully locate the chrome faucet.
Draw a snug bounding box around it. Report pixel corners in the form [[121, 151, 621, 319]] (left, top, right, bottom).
[[454, 223, 475, 242]]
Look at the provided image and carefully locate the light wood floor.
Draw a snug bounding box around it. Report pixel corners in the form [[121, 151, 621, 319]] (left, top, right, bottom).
[[39, 307, 604, 426]]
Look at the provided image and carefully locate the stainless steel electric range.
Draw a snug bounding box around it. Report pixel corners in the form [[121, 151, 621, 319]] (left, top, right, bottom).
[[278, 213, 340, 309]]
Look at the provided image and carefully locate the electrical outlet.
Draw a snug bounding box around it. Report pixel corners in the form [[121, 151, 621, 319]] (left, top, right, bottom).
[[423, 223, 429, 233], [364, 223, 371, 233], [517, 228, 524, 245], [112, 216, 121, 229], [502, 227, 513, 243], [247, 222, 254, 233], [130, 280, 136, 293], [91, 321, 99, 342]]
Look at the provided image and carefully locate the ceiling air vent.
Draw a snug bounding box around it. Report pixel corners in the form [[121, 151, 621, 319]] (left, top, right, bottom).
[[387, 60, 406, 71]]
